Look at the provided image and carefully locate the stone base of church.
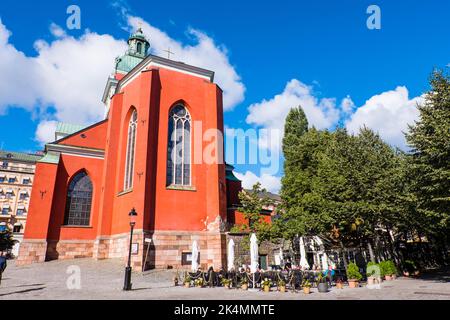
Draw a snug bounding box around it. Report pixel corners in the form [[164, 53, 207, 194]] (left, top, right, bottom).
[[147, 230, 227, 270], [46, 240, 94, 261], [15, 239, 48, 266], [16, 230, 227, 271]]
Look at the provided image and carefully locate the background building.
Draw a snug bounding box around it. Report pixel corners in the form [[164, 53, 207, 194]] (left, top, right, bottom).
[[0, 151, 42, 256]]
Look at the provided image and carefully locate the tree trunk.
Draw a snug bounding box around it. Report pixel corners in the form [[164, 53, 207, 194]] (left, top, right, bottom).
[[367, 241, 376, 263], [339, 241, 348, 269]]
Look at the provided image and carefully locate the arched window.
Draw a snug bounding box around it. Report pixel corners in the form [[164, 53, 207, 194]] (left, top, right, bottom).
[[64, 171, 93, 226], [167, 105, 191, 186], [124, 109, 137, 190], [137, 42, 142, 54]]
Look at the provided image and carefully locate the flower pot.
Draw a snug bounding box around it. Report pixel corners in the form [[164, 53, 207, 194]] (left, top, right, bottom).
[[336, 282, 344, 289], [414, 271, 420, 276], [367, 277, 375, 285], [225, 284, 231, 289], [303, 287, 311, 294], [184, 283, 190, 288], [318, 282, 328, 293], [241, 284, 248, 290], [348, 280, 359, 288], [385, 275, 393, 281], [392, 274, 397, 280], [403, 271, 410, 277], [279, 286, 286, 293], [263, 285, 270, 293]]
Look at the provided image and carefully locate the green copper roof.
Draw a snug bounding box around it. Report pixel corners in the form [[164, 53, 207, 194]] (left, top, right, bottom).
[[115, 28, 150, 74], [0, 150, 42, 163], [38, 151, 60, 164], [56, 122, 85, 136], [128, 28, 147, 43], [115, 54, 145, 73], [225, 163, 241, 182]]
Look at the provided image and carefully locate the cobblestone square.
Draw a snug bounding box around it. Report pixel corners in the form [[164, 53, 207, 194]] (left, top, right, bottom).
[[0, 259, 449, 300]]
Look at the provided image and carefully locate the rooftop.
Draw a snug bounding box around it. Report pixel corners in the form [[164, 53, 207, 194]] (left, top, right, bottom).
[[0, 150, 43, 163]]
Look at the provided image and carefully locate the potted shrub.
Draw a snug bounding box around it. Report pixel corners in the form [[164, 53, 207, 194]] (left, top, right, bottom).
[[302, 279, 311, 294], [335, 279, 344, 289], [346, 263, 362, 288], [183, 275, 192, 288], [221, 278, 232, 289], [380, 260, 396, 280], [387, 260, 397, 280], [261, 278, 272, 292], [194, 277, 204, 288], [240, 277, 249, 290], [366, 261, 379, 285], [277, 279, 286, 293], [403, 260, 418, 277], [316, 273, 328, 293]]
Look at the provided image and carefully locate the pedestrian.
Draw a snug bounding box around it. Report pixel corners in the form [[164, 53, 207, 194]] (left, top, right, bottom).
[[0, 254, 7, 285]]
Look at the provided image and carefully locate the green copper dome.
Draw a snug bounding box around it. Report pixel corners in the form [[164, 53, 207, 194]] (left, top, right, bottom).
[[115, 28, 150, 74]]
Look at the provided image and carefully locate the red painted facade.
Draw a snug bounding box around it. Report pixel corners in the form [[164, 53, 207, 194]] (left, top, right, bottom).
[[18, 50, 235, 268]]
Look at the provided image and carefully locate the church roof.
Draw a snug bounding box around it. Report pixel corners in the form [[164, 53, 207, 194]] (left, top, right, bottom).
[[225, 163, 241, 182], [56, 122, 85, 136], [0, 150, 42, 163]]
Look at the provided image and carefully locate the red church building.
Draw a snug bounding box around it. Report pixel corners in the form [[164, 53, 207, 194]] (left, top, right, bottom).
[[17, 29, 240, 270]]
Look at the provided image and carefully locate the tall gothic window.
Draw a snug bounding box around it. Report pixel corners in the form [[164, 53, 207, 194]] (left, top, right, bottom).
[[124, 109, 138, 190], [64, 171, 93, 226], [167, 105, 191, 186], [137, 42, 142, 54]]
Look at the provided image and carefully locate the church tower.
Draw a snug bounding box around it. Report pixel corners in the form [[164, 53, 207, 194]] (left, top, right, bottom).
[[115, 28, 150, 75]]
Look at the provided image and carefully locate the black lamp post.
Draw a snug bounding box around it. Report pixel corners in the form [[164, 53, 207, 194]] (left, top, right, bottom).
[[123, 207, 137, 291]]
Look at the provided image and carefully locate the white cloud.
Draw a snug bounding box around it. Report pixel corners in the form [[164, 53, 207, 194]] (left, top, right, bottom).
[[341, 95, 355, 114], [35, 120, 58, 144], [245, 79, 345, 151], [234, 171, 281, 194], [127, 16, 245, 111], [0, 19, 127, 145], [0, 16, 244, 146], [346, 86, 423, 149]]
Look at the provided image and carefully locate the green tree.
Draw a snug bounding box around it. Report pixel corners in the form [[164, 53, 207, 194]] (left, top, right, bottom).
[[0, 229, 15, 253], [237, 182, 272, 240], [405, 70, 450, 237]]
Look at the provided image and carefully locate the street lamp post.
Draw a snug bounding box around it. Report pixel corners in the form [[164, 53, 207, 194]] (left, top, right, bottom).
[[123, 207, 137, 291]]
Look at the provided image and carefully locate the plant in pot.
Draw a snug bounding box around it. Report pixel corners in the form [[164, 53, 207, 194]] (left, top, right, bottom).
[[346, 262, 362, 288], [240, 277, 249, 290], [316, 273, 328, 293], [183, 274, 192, 288], [302, 279, 312, 294], [366, 261, 380, 286], [221, 278, 232, 289], [387, 260, 397, 280], [380, 260, 396, 280], [335, 278, 344, 289], [277, 279, 286, 293], [261, 278, 272, 293], [403, 260, 418, 277], [194, 277, 204, 288]]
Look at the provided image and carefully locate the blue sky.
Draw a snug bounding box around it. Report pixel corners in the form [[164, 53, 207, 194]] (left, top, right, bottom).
[[0, 0, 449, 192]]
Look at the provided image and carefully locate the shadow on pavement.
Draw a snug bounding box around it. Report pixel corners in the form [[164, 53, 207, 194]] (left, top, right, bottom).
[[0, 287, 45, 297]]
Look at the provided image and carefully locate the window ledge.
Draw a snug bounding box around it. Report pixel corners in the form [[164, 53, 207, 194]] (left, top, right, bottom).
[[61, 225, 92, 229], [118, 188, 133, 197], [166, 185, 196, 192]]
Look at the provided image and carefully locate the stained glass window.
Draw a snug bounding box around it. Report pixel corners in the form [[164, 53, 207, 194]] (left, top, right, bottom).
[[64, 171, 93, 226]]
